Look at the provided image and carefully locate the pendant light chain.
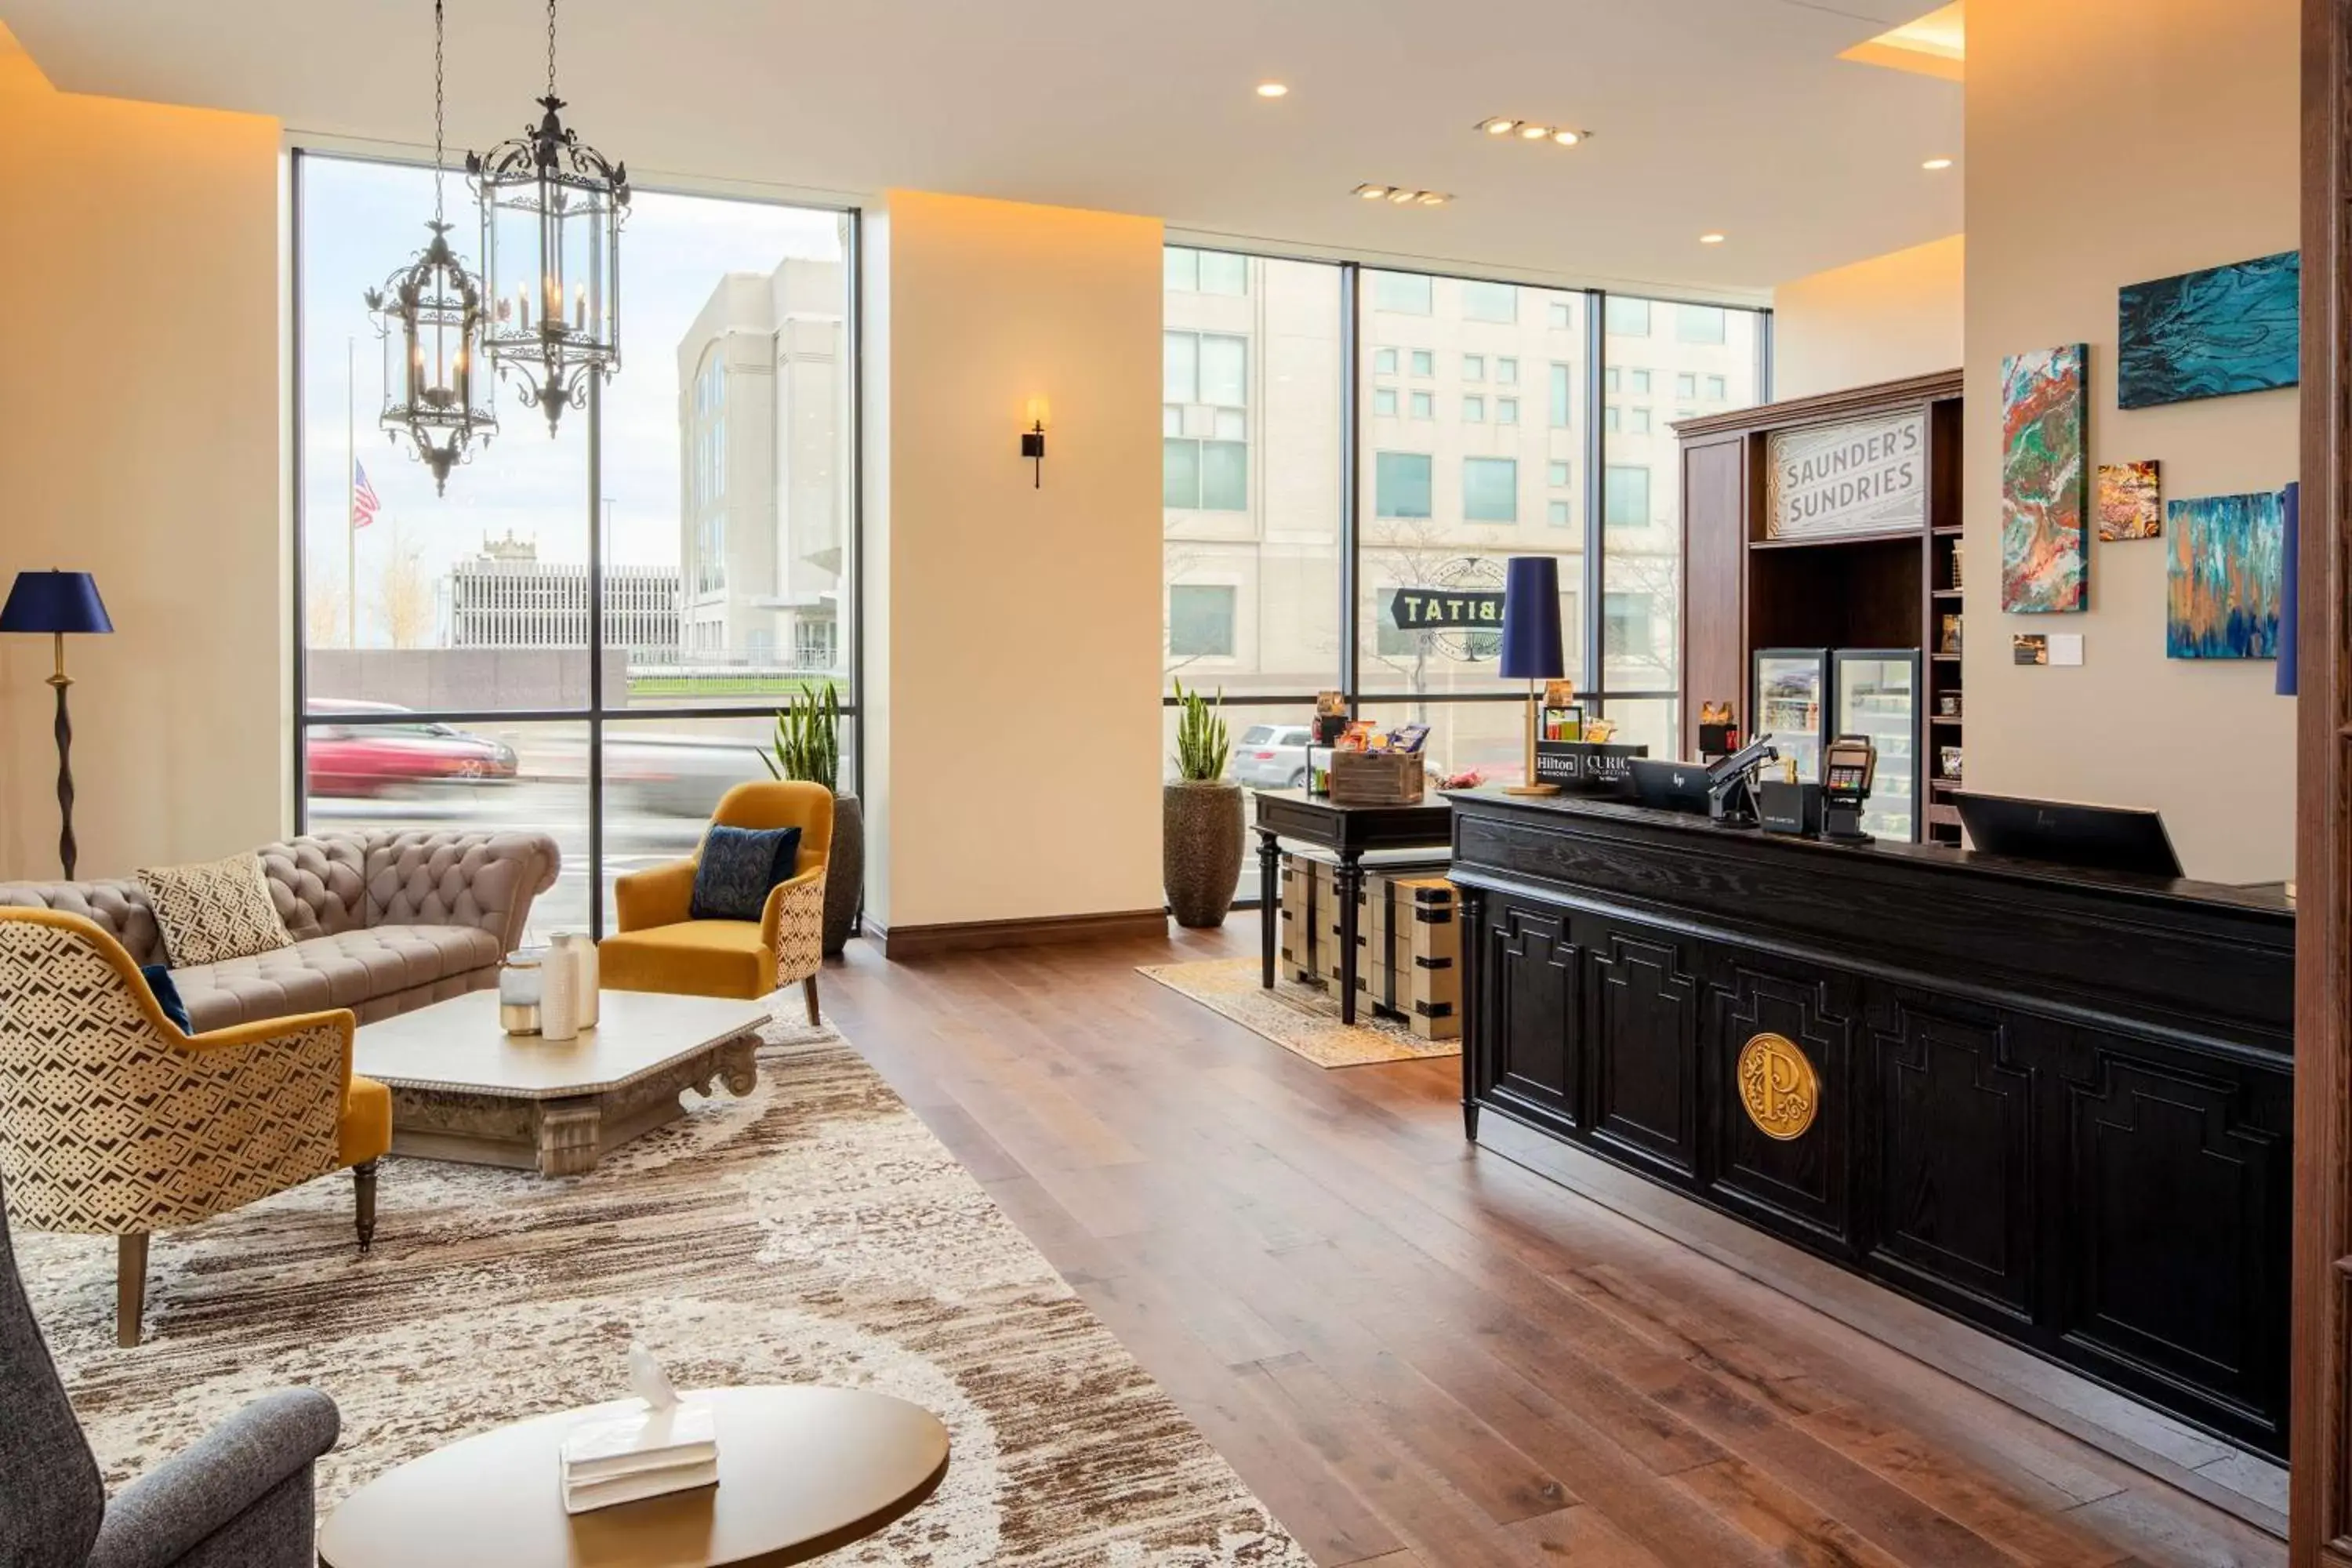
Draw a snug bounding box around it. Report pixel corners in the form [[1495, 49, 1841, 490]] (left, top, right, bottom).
[[432, 0, 447, 227], [546, 0, 558, 99]]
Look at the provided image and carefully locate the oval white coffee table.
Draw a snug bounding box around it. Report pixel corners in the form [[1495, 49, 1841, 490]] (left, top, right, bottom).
[[318, 1385, 949, 1568]]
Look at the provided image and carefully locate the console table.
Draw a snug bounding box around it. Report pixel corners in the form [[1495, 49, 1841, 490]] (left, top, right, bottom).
[[1253, 789, 1454, 1024]]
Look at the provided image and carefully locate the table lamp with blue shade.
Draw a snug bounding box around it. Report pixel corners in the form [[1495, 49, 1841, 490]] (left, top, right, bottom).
[[2, 570, 114, 878], [1499, 555, 1564, 797]]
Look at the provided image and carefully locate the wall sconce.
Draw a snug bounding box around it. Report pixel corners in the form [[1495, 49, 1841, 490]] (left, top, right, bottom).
[[1021, 397, 1049, 488]]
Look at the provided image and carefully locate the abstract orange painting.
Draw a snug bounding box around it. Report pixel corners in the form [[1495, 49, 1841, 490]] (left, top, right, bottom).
[[2096, 460, 2161, 541]]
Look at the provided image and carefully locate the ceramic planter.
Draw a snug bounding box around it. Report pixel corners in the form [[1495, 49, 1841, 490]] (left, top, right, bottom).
[[824, 794, 865, 956], [1163, 780, 1244, 928]]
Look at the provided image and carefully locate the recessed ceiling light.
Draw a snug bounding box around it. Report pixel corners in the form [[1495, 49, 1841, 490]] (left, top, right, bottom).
[[1256, 82, 1289, 98], [1387, 188, 1420, 204], [1355, 183, 1392, 199], [1552, 129, 1584, 146], [1519, 123, 1553, 140], [1417, 192, 1450, 207], [1922, 156, 1954, 170], [1481, 117, 1519, 136], [1699, 232, 1727, 245]]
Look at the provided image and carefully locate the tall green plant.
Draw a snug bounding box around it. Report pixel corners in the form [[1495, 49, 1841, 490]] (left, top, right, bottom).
[[761, 680, 841, 794], [1172, 678, 1230, 782]]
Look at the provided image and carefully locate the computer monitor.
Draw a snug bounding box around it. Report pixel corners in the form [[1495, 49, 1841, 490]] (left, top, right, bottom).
[[1953, 791, 2183, 879], [1629, 757, 1712, 814]]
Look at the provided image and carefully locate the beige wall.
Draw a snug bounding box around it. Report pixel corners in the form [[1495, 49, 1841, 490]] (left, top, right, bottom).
[[1773, 234, 1965, 401], [1964, 0, 2297, 882], [0, 28, 285, 882], [862, 191, 1165, 931]]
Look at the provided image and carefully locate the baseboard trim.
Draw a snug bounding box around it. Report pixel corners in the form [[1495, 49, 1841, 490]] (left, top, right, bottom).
[[864, 908, 1169, 960]]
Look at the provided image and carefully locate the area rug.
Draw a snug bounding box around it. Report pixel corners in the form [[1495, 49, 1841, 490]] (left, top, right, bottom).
[[14, 1018, 1312, 1566], [1138, 956, 1459, 1068]]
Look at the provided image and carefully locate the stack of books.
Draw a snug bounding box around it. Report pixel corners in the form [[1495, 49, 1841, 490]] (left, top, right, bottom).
[[559, 1397, 719, 1514]]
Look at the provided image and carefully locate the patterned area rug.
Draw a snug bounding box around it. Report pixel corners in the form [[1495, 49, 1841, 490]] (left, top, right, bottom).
[[1138, 956, 1459, 1069], [16, 1019, 1311, 1566]]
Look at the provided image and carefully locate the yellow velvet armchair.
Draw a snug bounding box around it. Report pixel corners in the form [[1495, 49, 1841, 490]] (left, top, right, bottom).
[[0, 909, 391, 1347], [601, 780, 833, 1019]]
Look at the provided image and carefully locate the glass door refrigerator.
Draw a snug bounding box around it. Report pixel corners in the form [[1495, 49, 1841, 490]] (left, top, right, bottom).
[[1752, 648, 1830, 783], [1831, 648, 1922, 843]]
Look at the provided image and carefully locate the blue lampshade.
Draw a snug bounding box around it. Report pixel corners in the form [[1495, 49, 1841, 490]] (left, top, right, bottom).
[[1497, 556, 1564, 680], [0, 572, 112, 636]]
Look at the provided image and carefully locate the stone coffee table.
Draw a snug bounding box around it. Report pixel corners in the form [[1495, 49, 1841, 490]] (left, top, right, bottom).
[[355, 989, 770, 1176]]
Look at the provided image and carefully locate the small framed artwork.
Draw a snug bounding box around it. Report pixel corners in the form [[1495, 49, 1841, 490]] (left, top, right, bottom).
[[2013, 633, 2049, 666], [1940, 746, 1965, 782], [1940, 613, 1964, 655], [2096, 460, 2162, 541], [1542, 703, 1585, 742]]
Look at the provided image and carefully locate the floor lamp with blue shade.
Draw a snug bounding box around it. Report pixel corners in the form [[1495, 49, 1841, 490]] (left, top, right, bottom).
[[2, 570, 114, 878], [1500, 556, 1564, 797]]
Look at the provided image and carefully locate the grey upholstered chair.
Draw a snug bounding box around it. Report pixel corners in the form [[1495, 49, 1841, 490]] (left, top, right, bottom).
[[0, 1171, 339, 1568]]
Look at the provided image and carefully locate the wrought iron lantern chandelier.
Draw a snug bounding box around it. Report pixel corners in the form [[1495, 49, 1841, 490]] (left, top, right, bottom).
[[467, 0, 630, 434], [365, 0, 497, 495]]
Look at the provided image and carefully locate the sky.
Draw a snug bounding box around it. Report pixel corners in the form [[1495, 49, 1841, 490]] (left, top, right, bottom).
[[299, 154, 844, 645]]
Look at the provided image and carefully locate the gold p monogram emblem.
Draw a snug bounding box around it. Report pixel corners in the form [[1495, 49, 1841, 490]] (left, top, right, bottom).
[[1737, 1032, 1819, 1141]]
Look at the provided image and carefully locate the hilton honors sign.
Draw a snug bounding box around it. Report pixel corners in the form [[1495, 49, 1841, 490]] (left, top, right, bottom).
[[1765, 410, 1928, 539]]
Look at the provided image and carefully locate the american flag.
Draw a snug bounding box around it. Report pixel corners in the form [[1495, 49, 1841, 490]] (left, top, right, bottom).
[[351, 463, 381, 530]]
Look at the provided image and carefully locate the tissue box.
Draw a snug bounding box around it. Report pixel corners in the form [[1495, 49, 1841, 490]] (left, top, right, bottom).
[[561, 1398, 719, 1515]]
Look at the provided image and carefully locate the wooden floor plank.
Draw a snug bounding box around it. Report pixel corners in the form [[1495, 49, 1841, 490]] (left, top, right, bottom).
[[823, 923, 2286, 1568]]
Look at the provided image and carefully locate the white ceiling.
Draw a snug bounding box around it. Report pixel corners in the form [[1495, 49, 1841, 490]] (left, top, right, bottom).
[[5, 0, 1963, 300]]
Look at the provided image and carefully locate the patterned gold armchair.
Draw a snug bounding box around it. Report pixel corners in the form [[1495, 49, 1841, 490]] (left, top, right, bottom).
[[601, 781, 831, 1021], [0, 909, 391, 1347]]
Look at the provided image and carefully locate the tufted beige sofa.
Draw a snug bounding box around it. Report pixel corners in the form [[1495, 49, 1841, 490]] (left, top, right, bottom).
[[0, 829, 561, 1033]]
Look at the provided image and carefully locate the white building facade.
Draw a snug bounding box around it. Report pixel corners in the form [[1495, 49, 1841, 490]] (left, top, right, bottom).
[[677, 259, 848, 676]]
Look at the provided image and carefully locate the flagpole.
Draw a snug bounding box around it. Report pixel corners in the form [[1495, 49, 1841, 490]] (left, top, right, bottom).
[[347, 336, 358, 648]]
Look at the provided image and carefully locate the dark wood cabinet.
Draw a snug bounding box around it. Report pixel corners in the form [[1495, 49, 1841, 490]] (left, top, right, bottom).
[[1675, 370, 1965, 844], [1452, 789, 2294, 1458]]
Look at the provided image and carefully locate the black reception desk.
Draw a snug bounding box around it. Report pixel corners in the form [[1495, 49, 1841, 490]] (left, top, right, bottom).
[[1446, 789, 2294, 1457]]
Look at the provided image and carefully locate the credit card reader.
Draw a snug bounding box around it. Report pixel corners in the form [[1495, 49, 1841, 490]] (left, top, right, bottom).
[[1821, 734, 1878, 842]]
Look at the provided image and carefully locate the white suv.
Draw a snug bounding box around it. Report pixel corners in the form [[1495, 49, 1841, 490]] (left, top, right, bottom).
[[1232, 724, 1314, 789]]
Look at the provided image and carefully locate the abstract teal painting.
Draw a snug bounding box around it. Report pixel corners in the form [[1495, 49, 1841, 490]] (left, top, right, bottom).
[[2000, 344, 2087, 612], [2166, 490, 2283, 659], [2119, 252, 2299, 408]]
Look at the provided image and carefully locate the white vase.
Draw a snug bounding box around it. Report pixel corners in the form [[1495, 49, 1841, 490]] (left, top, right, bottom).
[[539, 940, 579, 1040], [554, 932, 600, 1029]]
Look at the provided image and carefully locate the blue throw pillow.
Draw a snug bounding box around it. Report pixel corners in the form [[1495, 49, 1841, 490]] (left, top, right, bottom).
[[140, 964, 194, 1035], [690, 824, 803, 922]]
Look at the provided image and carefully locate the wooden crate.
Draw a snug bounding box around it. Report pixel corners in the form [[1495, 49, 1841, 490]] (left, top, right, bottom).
[[1327, 750, 1426, 805]]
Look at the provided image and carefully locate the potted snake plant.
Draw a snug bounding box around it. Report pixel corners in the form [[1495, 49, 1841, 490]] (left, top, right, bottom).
[[1164, 679, 1243, 928], [763, 681, 862, 956]]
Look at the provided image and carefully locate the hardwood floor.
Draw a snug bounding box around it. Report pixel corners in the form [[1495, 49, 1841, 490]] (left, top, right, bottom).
[[822, 919, 2288, 1568]]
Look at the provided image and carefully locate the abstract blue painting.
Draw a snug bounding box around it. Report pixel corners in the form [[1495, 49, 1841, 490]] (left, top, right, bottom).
[[2118, 251, 2299, 409], [2166, 490, 2283, 659]]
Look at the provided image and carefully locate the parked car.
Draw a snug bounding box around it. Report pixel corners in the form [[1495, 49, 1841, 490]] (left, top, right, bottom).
[[1232, 724, 1314, 789], [306, 700, 518, 798]]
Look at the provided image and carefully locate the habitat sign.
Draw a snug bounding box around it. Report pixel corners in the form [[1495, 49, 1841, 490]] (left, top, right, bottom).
[[1388, 586, 1506, 632], [1765, 411, 1927, 539]]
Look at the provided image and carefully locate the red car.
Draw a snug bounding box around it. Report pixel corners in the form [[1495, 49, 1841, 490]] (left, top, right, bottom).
[[306, 702, 519, 798]]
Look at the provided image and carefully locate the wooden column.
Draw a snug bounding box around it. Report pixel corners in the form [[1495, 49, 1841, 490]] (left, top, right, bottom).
[[2293, 0, 2352, 1560]]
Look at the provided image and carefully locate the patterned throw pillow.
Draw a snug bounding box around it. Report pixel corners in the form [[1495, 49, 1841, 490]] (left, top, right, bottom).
[[136, 853, 295, 968], [690, 825, 803, 923]]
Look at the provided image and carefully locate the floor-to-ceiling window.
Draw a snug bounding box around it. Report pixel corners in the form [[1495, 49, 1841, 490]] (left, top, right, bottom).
[[293, 152, 855, 938], [1161, 249, 1345, 898], [1163, 245, 1768, 877]]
